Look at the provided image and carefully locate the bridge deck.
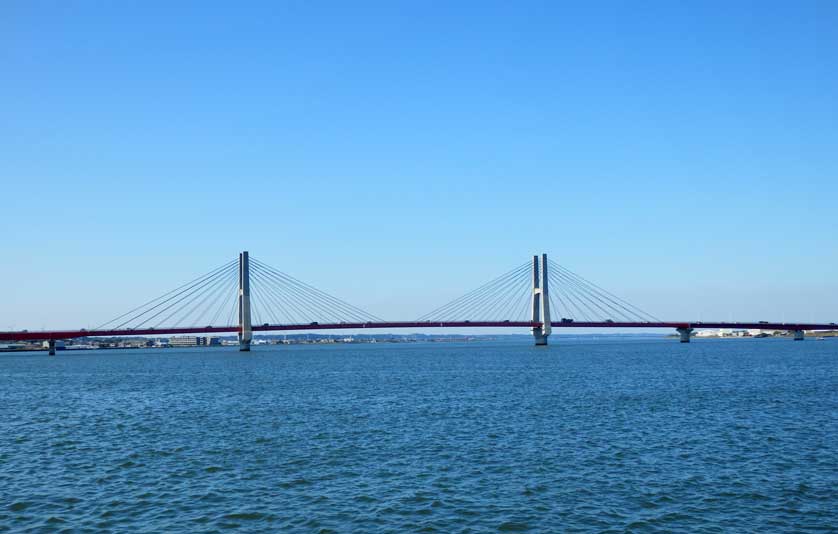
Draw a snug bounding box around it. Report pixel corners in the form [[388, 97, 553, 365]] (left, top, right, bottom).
[[1, 321, 835, 341]]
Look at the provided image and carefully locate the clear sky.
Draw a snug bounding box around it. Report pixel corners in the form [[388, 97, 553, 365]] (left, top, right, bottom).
[[2, 0, 837, 330]]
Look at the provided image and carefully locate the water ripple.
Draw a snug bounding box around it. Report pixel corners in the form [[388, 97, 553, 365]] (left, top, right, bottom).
[[1, 339, 836, 532]]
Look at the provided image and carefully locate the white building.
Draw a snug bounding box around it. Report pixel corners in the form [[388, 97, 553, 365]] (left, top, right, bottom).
[[169, 336, 208, 347]]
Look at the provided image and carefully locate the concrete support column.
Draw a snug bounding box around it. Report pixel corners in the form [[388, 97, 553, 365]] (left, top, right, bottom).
[[531, 254, 551, 346], [47, 339, 56, 356], [676, 327, 694, 343], [793, 329, 805, 341], [238, 251, 252, 352]]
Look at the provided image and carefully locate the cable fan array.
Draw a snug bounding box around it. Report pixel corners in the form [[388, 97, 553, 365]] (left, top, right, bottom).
[[416, 259, 660, 323], [95, 254, 657, 331], [545, 260, 660, 323], [96, 257, 383, 331], [416, 261, 534, 322], [248, 258, 383, 325], [95, 259, 241, 331]]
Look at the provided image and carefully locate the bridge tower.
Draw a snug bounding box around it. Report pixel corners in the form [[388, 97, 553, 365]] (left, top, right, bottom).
[[531, 254, 552, 346], [238, 251, 253, 351]]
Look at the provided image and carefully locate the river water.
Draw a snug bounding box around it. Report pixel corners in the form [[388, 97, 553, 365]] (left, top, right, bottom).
[[1, 338, 836, 532]]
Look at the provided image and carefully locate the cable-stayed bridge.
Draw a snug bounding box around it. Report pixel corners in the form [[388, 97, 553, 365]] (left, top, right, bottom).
[[2, 252, 834, 354]]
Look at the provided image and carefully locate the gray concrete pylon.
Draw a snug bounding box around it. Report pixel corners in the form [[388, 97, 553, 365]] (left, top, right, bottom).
[[239, 251, 252, 351], [532, 254, 551, 346]]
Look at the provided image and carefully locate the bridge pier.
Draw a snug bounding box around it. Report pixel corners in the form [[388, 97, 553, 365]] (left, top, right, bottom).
[[676, 327, 693, 343], [531, 254, 551, 346], [238, 251, 252, 352], [47, 339, 56, 356], [792, 329, 805, 341]]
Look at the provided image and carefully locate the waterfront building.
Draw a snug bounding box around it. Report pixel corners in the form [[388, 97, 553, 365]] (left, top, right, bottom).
[[119, 339, 152, 348], [169, 336, 209, 347], [695, 329, 717, 337]]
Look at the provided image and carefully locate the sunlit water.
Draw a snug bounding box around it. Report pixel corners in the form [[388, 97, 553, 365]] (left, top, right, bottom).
[[1, 338, 836, 532]]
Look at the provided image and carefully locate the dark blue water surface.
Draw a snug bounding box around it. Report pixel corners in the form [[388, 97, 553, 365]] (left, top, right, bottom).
[[1, 338, 836, 532]]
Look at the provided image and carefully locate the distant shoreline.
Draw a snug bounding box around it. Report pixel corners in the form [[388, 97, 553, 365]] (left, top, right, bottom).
[[668, 331, 838, 339], [3, 331, 834, 353], [2, 332, 664, 352]]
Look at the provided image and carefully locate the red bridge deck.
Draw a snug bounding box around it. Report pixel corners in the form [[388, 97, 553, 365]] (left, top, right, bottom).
[[1, 321, 835, 342]]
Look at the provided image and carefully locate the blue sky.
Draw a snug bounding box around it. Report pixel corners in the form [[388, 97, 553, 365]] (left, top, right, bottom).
[[2, 1, 837, 330]]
